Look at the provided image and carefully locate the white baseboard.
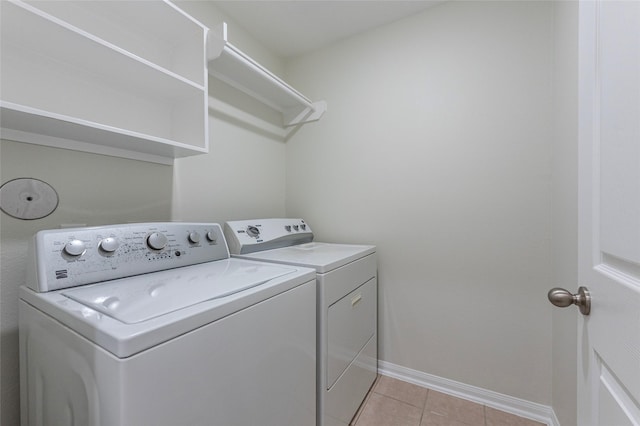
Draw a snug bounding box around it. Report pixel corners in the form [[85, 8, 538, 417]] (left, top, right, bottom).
[[378, 360, 560, 426]]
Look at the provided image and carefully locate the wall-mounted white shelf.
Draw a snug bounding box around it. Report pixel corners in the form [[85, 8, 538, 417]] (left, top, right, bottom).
[[0, 0, 209, 165], [207, 23, 326, 128]]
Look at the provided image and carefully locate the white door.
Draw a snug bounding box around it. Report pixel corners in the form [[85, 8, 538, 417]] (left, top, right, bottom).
[[577, 0, 640, 424]]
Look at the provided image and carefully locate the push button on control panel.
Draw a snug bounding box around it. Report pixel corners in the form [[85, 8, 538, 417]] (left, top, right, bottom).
[[284, 223, 309, 232]]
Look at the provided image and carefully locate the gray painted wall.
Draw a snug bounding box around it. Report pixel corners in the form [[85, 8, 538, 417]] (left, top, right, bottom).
[[284, 1, 554, 405]]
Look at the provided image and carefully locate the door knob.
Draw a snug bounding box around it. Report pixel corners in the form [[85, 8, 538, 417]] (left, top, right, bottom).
[[548, 286, 590, 315]]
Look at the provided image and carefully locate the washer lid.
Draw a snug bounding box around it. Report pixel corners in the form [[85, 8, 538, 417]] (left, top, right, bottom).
[[237, 242, 376, 273], [62, 259, 295, 324]]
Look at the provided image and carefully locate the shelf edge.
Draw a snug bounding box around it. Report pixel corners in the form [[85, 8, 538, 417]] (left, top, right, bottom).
[[0, 103, 208, 164], [206, 21, 325, 126]]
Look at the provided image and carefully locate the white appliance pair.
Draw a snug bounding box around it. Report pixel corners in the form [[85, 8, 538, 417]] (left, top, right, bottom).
[[19, 219, 376, 426], [224, 218, 378, 426]]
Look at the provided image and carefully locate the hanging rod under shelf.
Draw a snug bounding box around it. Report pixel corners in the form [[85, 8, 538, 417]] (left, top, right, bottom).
[[207, 22, 326, 128]]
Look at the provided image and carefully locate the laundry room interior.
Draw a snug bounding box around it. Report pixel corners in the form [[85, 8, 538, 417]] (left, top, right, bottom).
[[0, 1, 584, 425]]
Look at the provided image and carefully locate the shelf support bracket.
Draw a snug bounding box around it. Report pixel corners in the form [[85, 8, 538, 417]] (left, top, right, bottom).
[[207, 22, 227, 61], [283, 100, 327, 127]]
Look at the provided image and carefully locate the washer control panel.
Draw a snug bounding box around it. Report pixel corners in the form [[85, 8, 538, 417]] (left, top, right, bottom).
[[26, 223, 228, 292], [224, 218, 313, 255]]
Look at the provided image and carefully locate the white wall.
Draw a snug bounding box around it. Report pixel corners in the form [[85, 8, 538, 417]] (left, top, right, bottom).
[[171, 77, 288, 223], [551, 1, 579, 425], [285, 1, 554, 405], [171, 1, 288, 223], [0, 140, 174, 425]]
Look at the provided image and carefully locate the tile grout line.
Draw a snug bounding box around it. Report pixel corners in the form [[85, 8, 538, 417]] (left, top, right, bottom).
[[417, 388, 430, 426], [372, 389, 428, 411]]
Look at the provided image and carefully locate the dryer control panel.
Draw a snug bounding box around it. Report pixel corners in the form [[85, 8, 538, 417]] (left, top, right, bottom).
[[26, 223, 229, 292], [224, 218, 313, 255]]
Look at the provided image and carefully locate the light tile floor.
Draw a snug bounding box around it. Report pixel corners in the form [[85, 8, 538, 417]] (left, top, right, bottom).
[[350, 375, 546, 426]]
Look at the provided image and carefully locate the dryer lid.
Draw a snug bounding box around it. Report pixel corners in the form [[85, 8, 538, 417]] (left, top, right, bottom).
[[62, 259, 295, 324], [238, 242, 376, 273]]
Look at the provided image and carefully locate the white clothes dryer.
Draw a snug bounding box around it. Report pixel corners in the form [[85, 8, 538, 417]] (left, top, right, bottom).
[[19, 222, 317, 426], [224, 218, 377, 426]]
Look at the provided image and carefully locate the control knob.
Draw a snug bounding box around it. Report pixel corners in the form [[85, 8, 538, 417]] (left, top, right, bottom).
[[188, 232, 201, 244], [206, 231, 217, 243], [99, 237, 119, 253], [147, 232, 168, 250], [63, 239, 86, 257], [246, 226, 260, 238]]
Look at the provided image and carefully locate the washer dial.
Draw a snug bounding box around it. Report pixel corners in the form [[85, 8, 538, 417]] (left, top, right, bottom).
[[188, 232, 201, 244], [64, 239, 86, 257], [99, 237, 119, 253], [147, 232, 168, 250]]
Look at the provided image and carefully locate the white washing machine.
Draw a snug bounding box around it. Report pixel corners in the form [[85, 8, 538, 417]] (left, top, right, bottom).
[[19, 222, 317, 426], [224, 218, 377, 426]]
